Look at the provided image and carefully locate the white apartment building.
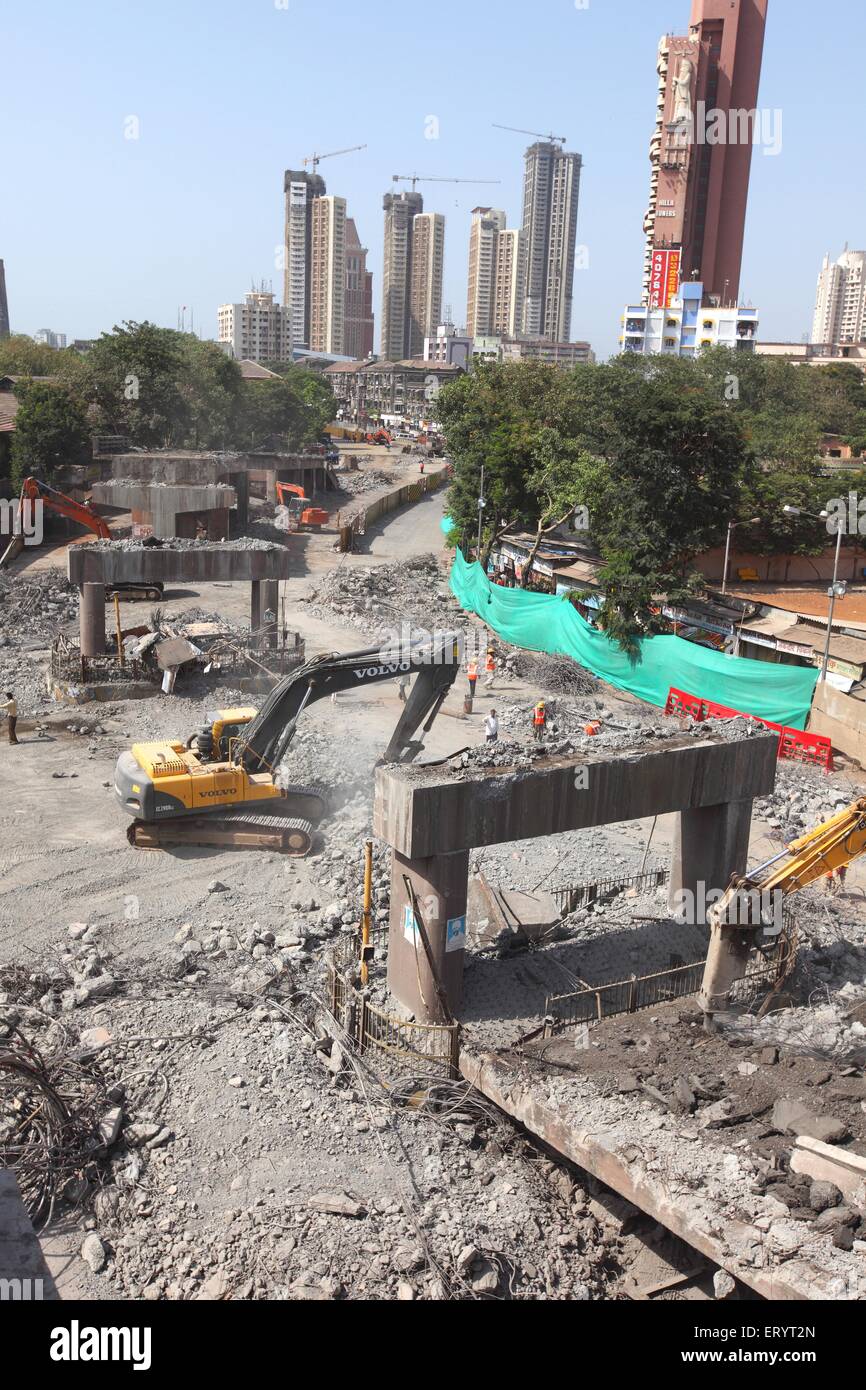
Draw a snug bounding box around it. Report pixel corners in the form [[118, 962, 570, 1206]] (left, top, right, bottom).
[[423, 323, 474, 368], [409, 212, 445, 358], [813, 249, 866, 347], [466, 208, 505, 336], [520, 142, 582, 341], [34, 328, 67, 349], [310, 195, 347, 355], [620, 281, 758, 356], [283, 168, 326, 350], [218, 289, 291, 362]]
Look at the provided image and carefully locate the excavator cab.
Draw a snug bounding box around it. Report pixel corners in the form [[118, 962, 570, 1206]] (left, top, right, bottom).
[[194, 708, 258, 762]]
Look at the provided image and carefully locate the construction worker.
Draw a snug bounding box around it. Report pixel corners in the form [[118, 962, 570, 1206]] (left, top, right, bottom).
[[1, 691, 18, 745], [533, 700, 547, 743], [397, 673, 410, 704], [484, 648, 497, 690], [466, 657, 478, 701], [485, 709, 499, 743]]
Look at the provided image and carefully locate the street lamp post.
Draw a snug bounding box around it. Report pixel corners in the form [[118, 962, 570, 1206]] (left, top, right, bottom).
[[782, 505, 846, 684], [722, 518, 760, 595], [476, 463, 486, 560], [822, 523, 846, 683]]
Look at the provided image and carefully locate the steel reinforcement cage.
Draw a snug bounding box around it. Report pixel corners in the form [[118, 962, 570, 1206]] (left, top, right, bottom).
[[325, 949, 459, 1080]]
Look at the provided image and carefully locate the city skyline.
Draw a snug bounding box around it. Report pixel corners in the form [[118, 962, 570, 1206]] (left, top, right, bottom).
[[3, 0, 865, 360]]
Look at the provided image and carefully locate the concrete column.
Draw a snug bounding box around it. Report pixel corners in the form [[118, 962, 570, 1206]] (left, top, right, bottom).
[[265, 470, 277, 504], [387, 849, 469, 1022], [232, 472, 249, 531], [79, 583, 106, 658], [669, 798, 753, 924], [262, 579, 279, 649], [207, 509, 229, 541], [250, 580, 263, 640]]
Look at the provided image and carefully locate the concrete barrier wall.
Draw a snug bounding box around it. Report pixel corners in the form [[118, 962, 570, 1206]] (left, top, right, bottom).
[[809, 682, 866, 766], [352, 466, 448, 531]]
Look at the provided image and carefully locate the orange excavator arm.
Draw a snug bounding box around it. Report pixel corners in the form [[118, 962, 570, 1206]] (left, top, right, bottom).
[[20, 477, 111, 538], [0, 477, 111, 568]]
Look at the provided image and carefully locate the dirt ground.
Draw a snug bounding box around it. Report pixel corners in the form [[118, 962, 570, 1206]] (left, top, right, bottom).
[[3, 468, 866, 1302]]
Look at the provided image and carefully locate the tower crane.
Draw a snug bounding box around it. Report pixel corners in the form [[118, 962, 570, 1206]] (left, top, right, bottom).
[[492, 123, 567, 145], [302, 144, 367, 172], [391, 174, 502, 192]]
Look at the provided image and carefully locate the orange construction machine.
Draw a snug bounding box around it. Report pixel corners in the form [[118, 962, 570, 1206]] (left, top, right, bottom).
[[275, 482, 329, 531], [0, 477, 164, 599]]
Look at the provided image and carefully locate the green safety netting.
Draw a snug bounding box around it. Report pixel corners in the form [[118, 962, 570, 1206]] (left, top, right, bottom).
[[449, 551, 818, 731]]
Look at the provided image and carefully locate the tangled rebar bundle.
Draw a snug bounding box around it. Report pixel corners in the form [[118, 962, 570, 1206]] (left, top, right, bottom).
[[0, 1027, 109, 1228]]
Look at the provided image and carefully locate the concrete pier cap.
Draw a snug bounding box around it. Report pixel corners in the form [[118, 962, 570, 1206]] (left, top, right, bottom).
[[67, 541, 293, 586], [374, 730, 778, 1022]]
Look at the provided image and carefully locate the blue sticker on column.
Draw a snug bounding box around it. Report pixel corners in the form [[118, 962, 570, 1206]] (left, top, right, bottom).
[[446, 915, 467, 952], [403, 904, 417, 942]]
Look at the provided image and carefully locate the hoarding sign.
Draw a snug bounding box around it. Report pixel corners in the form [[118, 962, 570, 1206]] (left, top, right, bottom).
[[649, 248, 682, 309]]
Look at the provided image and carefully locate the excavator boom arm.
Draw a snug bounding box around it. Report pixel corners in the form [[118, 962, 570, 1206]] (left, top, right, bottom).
[[701, 797, 866, 1023], [20, 477, 111, 538], [235, 632, 463, 774]]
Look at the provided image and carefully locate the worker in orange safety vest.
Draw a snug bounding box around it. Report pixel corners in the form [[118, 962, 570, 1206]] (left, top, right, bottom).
[[467, 659, 478, 700], [533, 700, 547, 743], [484, 649, 497, 689]]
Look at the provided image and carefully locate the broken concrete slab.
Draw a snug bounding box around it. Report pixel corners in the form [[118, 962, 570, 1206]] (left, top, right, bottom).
[[772, 1099, 849, 1145], [791, 1136, 866, 1211]]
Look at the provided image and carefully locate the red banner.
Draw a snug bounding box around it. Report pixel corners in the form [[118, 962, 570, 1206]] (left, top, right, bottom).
[[649, 248, 681, 309]]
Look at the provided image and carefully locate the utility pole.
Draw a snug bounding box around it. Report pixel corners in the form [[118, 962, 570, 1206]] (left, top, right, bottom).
[[476, 464, 486, 559]]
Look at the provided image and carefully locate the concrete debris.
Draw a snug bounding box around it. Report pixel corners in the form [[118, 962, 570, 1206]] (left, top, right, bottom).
[[80, 1233, 107, 1273]]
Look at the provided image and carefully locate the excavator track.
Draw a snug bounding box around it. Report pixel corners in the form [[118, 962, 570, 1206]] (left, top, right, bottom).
[[128, 814, 315, 855]]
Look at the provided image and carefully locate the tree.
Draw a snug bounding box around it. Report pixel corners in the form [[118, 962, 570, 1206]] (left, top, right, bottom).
[[10, 383, 91, 487], [81, 321, 246, 449], [237, 367, 334, 451], [0, 334, 65, 378], [440, 356, 754, 645]]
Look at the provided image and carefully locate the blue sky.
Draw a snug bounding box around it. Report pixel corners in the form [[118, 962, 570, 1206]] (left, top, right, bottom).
[[2, 0, 864, 360]]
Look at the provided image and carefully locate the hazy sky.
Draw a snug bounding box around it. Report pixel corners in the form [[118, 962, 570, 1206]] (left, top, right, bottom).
[[3, 0, 864, 360]]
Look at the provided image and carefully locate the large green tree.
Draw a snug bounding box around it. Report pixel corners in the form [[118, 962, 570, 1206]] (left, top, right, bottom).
[[439, 356, 754, 644], [10, 382, 92, 486]]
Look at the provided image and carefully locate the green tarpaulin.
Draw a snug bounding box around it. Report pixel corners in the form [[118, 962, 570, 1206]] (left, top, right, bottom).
[[449, 551, 818, 731]]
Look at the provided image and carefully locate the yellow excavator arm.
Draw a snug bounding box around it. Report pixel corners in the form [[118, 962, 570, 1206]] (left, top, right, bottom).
[[700, 797, 866, 1025]]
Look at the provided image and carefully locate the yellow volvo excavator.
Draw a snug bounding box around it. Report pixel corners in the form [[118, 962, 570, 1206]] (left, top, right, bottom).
[[699, 797, 866, 1027], [115, 632, 462, 854]]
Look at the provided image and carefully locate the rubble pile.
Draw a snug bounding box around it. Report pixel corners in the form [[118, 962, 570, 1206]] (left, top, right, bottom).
[[86, 537, 279, 553], [504, 648, 600, 698], [754, 761, 858, 841], [304, 555, 464, 641], [0, 931, 617, 1301], [0, 570, 79, 710]]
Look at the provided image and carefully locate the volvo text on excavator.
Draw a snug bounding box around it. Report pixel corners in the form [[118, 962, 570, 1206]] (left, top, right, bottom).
[[699, 797, 866, 1028], [115, 631, 463, 854]]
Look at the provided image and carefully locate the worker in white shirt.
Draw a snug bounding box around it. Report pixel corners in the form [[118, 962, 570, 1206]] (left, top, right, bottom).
[[1, 691, 18, 745], [484, 709, 499, 743]]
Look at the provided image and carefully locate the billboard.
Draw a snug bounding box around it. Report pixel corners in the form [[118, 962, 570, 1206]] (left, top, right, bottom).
[[649, 248, 682, 309]]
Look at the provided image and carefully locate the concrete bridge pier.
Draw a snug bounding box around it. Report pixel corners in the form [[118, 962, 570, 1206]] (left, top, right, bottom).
[[668, 798, 754, 923], [250, 580, 263, 638], [373, 732, 778, 1025], [79, 582, 106, 657], [387, 849, 469, 1022], [262, 579, 279, 649]]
